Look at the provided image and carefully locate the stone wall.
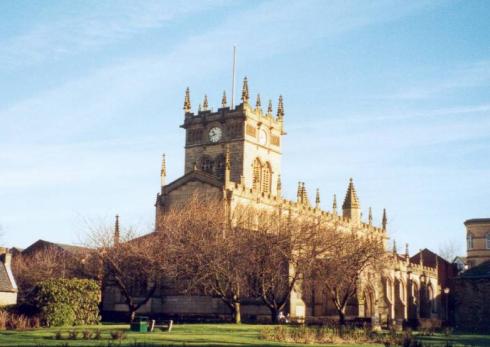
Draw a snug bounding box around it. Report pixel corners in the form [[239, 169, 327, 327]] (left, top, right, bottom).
[[0, 292, 17, 306], [453, 277, 490, 332]]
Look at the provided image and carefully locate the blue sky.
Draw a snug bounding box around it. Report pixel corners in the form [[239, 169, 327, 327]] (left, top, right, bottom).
[[1, 0, 489, 256]]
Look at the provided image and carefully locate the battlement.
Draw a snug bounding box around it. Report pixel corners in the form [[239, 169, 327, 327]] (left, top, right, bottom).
[[181, 77, 285, 134], [226, 180, 385, 236]]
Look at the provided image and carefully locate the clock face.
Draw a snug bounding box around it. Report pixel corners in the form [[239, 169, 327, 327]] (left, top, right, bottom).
[[208, 127, 222, 143], [258, 129, 267, 145]]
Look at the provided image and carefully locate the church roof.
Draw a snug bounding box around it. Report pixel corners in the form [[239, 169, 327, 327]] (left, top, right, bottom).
[[342, 178, 360, 209], [163, 169, 223, 195]]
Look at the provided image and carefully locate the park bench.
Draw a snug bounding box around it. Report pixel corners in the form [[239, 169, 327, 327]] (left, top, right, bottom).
[[148, 319, 173, 332]]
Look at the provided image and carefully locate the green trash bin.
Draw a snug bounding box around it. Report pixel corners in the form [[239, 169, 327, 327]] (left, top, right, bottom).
[[130, 316, 149, 332]]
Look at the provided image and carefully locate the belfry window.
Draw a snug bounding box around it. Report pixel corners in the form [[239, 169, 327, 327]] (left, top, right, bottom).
[[467, 233, 473, 250], [200, 156, 214, 174], [486, 233, 490, 249]]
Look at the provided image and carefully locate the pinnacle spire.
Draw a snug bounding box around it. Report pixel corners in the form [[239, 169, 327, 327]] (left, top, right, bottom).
[[392, 240, 397, 254], [405, 243, 409, 258], [255, 93, 261, 112], [183, 87, 191, 113], [241, 77, 249, 103], [267, 99, 273, 114], [203, 95, 209, 111], [225, 145, 231, 183], [277, 175, 282, 196], [114, 214, 120, 246], [277, 95, 284, 118], [382, 208, 387, 230], [297, 182, 302, 202], [301, 182, 310, 206], [160, 154, 166, 188], [368, 207, 373, 225], [221, 91, 227, 108], [315, 188, 320, 208], [342, 178, 360, 210], [198, 103, 202, 113], [332, 194, 337, 214]]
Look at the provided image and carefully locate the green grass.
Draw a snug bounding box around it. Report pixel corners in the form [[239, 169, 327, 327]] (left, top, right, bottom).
[[0, 323, 379, 347], [0, 324, 489, 347], [417, 332, 490, 347]]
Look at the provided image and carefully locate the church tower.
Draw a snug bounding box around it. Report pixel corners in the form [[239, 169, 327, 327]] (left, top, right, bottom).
[[180, 78, 285, 195]]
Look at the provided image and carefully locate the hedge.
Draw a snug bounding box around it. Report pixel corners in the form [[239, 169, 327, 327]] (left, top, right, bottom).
[[33, 278, 100, 327]]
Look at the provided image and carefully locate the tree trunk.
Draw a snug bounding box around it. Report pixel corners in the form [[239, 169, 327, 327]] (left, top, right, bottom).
[[270, 307, 279, 324], [338, 308, 346, 326], [233, 302, 241, 324], [129, 307, 137, 322]]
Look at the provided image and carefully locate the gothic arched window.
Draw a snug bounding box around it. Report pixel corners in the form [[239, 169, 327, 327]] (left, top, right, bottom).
[[200, 156, 214, 174], [253, 158, 262, 191], [486, 233, 490, 249], [215, 154, 225, 180], [467, 233, 473, 250], [261, 162, 272, 193], [428, 284, 436, 313]]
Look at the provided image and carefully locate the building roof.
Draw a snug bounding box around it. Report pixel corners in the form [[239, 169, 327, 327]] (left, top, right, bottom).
[[460, 260, 490, 279], [0, 254, 16, 293], [410, 248, 451, 267], [464, 218, 490, 226], [21, 239, 88, 256]]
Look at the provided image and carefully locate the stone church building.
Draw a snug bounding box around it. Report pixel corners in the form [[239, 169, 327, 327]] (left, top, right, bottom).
[[103, 78, 446, 326]]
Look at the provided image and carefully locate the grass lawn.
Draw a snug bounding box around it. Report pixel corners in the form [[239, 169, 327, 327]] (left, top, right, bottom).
[[0, 323, 381, 347], [417, 332, 490, 347], [0, 324, 489, 347]]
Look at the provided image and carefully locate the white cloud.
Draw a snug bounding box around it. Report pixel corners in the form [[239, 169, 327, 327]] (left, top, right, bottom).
[[0, 1, 226, 70], [379, 60, 490, 100]]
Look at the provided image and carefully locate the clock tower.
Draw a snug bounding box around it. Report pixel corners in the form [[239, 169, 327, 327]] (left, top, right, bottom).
[[180, 77, 285, 195]]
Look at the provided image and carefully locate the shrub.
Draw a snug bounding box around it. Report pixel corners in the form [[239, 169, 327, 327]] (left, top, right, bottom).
[[54, 331, 63, 340], [43, 302, 76, 327], [32, 278, 100, 327], [94, 328, 102, 340], [82, 329, 94, 339], [0, 310, 40, 331], [0, 310, 7, 330], [110, 330, 126, 340], [68, 329, 79, 340]]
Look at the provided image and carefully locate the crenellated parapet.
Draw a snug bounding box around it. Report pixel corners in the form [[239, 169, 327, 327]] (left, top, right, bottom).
[[225, 178, 386, 237]]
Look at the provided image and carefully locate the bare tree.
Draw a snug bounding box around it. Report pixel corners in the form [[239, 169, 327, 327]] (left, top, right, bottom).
[[12, 247, 85, 301], [307, 227, 386, 325], [438, 239, 462, 262], [158, 197, 250, 323], [243, 209, 318, 323], [84, 222, 174, 322]]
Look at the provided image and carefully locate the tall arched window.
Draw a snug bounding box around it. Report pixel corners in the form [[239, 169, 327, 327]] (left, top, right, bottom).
[[253, 158, 262, 191], [428, 284, 436, 313], [486, 233, 490, 249], [215, 154, 225, 180], [261, 162, 272, 193], [467, 233, 473, 250]]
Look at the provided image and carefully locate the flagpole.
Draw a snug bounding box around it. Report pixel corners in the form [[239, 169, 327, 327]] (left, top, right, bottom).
[[231, 46, 236, 109]]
